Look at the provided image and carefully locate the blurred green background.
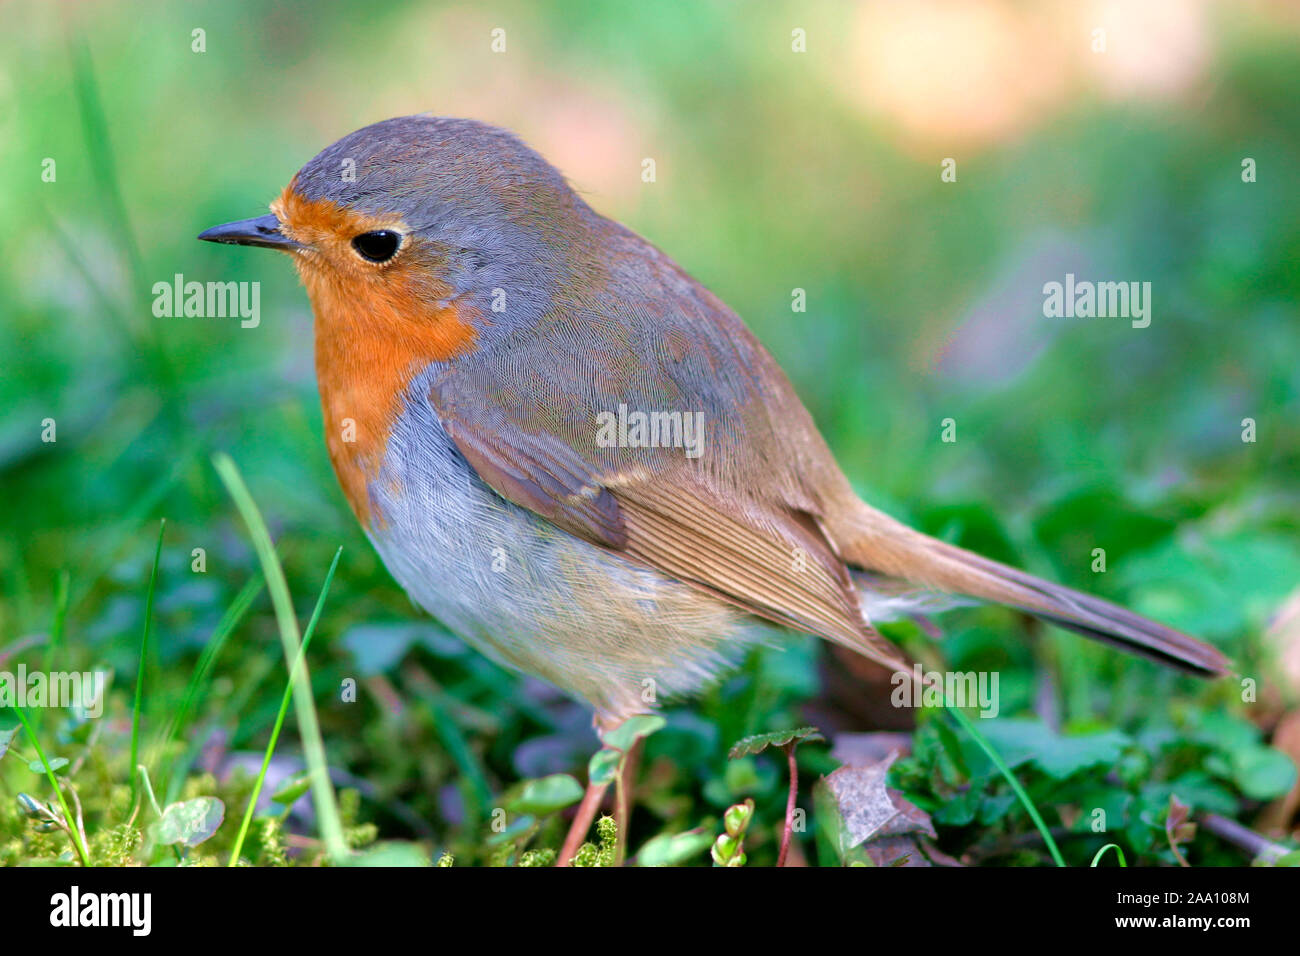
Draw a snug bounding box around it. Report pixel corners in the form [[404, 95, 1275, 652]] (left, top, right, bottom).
[[1, 0, 1298, 865]]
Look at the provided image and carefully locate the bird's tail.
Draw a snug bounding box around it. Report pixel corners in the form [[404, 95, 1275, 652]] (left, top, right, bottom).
[[835, 504, 1230, 677]]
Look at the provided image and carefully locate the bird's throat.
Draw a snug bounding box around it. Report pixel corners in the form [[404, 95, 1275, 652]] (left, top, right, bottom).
[[303, 262, 478, 527]]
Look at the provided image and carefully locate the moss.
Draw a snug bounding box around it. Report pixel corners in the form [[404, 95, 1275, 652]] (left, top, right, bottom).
[[571, 815, 618, 867], [91, 823, 143, 866], [258, 816, 288, 867]]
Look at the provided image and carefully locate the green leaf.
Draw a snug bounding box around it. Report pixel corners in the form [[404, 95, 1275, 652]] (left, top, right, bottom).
[[723, 798, 755, 837], [602, 715, 666, 752], [346, 842, 431, 867], [728, 726, 823, 759], [637, 829, 714, 867], [976, 789, 1018, 824], [1232, 747, 1297, 800], [1118, 533, 1300, 637], [932, 787, 980, 826], [1073, 790, 1135, 835], [507, 774, 584, 816], [721, 755, 767, 796], [152, 796, 225, 847], [813, 777, 847, 865], [588, 748, 621, 787], [931, 715, 971, 782], [978, 719, 1130, 780], [486, 813, 536, 847], [28, 756, 68, 774], [271, 774, 312, 807], [1142, 773, 1237, 818], [1191, 712, 1261, 753], [712, 832, 740, 864]]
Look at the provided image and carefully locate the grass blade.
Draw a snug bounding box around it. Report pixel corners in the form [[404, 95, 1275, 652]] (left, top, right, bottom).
[[226, 547, 341, 866], [159, 574, 265, 796], [129, 519, 165, 804], [946, 705, 1067, 867], [33, 569, 70, 733], [11, 705, 90, 866], [214, 452, 348, 864], [1091, 843, 1128, 867], [45, 569, 70, 668]]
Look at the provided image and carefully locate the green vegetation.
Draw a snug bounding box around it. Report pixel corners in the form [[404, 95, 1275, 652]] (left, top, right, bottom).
[[1, 1, 1297, 866]]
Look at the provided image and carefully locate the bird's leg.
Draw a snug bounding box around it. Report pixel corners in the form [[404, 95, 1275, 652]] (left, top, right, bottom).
[[613, 734, 644, 866], [557, 774, 610, 866], [557, 712, 621, 866], [557, 712, 646, 866]]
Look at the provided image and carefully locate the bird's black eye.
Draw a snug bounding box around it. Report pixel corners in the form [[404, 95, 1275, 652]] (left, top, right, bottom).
[[351, 230, 401, 263]]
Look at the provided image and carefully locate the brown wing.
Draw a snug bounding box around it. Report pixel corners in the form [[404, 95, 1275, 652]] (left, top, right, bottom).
[[430, 291, 907, 673], [445, 402, 902, 671]]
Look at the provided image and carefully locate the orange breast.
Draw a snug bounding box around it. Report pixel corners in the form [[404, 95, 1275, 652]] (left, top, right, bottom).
[[272, 187, 480, 525], [309, 276, 478, 526]]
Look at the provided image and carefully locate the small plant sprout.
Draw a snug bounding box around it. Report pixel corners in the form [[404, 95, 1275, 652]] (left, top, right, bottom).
[[712, 798, 754, 867], [729, 726, 824, 866]]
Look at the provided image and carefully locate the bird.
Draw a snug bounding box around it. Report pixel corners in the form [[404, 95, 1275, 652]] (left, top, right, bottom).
[[199, 114, 1230, 862]]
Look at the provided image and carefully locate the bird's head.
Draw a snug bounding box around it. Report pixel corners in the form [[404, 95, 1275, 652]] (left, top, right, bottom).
[[199, 114, 600, 356]]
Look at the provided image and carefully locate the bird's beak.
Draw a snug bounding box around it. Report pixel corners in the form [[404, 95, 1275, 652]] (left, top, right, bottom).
[[197, 214, 300, 251]]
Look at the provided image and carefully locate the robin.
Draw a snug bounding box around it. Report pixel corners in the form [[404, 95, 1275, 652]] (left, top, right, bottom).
[[200, 115, 1229, 862]]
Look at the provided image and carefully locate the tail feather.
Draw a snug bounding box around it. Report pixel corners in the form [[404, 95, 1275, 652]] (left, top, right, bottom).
[[837, 507, 1231, 678]]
